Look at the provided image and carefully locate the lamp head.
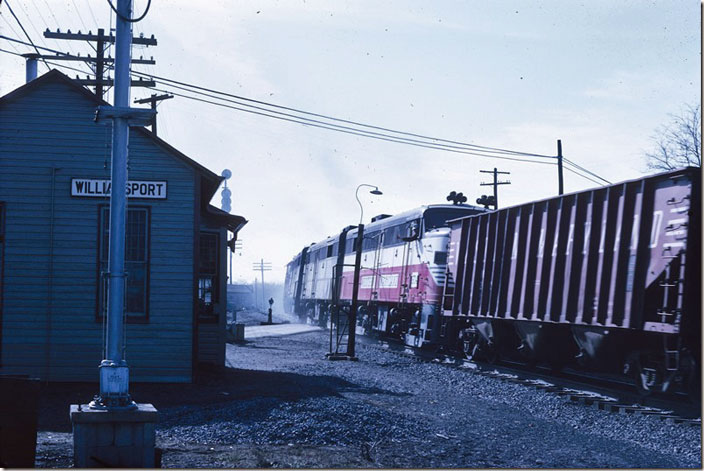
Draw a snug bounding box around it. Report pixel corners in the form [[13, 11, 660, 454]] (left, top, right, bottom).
[[370, 187, 383, 195]]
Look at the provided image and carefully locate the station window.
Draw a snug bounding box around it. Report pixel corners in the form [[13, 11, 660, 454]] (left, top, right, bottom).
[[198, 232, 219, 319], [98, 206, 150, 320]]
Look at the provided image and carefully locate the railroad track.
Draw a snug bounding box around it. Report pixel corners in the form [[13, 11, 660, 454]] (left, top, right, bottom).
[[361, 336, 702, 427]]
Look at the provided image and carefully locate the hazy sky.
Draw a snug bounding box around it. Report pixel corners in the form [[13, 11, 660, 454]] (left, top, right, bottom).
[[1, 0, 700, 283]]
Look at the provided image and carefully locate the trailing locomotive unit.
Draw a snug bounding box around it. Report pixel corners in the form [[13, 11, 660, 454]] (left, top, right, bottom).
[[442, 167, 700, 395], [284, 205, 485, 346]]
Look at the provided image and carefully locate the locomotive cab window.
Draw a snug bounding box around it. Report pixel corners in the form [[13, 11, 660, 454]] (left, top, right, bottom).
[[98, 206, 150, 320], [424, 209, 479, 231], [345, 233, 359, 254], [363, 231, 381, 250]]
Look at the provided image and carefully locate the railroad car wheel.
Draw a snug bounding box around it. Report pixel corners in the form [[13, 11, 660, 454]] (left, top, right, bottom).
[[472, 341, 498, 364], [630, 354, 660, 397], [681, 352, 701, 404], [459, 328, 479, 360]]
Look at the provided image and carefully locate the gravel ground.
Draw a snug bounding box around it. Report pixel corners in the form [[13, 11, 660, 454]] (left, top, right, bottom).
[[35, 324, 701, 468]]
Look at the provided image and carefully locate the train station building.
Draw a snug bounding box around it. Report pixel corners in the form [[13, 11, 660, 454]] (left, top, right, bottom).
[[0, 70, 246, 382]]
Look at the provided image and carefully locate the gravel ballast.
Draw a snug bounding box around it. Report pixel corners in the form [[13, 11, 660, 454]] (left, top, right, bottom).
[[35, 327, 701, 468]]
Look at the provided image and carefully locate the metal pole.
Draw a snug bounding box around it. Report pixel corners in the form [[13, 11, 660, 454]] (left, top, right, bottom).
[[493, 168, 498, 210], [22, 53, 38, 82], [348, 224, 364, 358], [260, 258, 265, 309], [95, 29, 105, 98], [150, 94, 158, 135], [97, 0, 134, 409], [557, 139, 564, 195]]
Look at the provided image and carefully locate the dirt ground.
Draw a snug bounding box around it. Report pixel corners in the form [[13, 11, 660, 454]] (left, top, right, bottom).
[[33, 314, 701, 468]]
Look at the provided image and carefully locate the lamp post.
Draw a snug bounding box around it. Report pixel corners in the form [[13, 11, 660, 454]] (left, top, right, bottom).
[[347, 184, 382, 358], [355, 184, 383, 225]]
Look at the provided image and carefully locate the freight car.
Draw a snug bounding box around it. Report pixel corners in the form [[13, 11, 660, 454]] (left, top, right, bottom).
[[284, 204, 486, 346], [440, 167, 700, 395]]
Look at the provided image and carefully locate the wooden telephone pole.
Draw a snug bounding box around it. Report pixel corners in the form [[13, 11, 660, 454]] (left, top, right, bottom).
[[134, 93, 173, 135], [479, 168, 511, 209], [43, 28, 157, 97]]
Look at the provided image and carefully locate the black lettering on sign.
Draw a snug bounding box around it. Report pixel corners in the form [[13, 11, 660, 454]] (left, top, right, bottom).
[[71, 179, 166, 198]]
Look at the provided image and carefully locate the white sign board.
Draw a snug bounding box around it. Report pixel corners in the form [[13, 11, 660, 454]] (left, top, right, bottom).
[[71, 178, 167, 199], [360, 273, 399, 289]]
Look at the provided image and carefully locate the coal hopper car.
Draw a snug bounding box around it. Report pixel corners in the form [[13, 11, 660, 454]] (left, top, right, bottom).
[[440, 167, 700, 395]]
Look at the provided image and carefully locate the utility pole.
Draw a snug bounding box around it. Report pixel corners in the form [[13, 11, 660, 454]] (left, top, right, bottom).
[[90, 0, 155, 410], [70, 3, 158, 468], [229, 240, 243, 284], [134, 93, 173, 135], [43, 27, 156, 98], [557, 139, 564, 195], [347, 224, 364, 359], [479, 168, 511, 210], [252, 259, 272, 311]]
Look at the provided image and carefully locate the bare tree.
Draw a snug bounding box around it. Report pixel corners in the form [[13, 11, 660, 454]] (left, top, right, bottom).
[[645, 104, 701, 171]]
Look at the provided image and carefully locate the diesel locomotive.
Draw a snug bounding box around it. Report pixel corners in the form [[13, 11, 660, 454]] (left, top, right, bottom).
[[284, 204, 486, 347]]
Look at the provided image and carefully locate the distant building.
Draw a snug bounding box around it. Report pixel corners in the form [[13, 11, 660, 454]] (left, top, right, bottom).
[[0, 70, 247, 382], [227, 283, 255, 311]]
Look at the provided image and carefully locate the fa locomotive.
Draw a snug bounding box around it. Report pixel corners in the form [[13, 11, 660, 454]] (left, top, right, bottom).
[[284, 204, 486, 347]]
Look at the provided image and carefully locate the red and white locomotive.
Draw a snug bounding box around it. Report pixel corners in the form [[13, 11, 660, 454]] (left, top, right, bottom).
[[284, 204, 485, 346]]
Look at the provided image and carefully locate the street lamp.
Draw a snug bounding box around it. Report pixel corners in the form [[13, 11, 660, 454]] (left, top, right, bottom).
[[347, 183, 382, 358], [355, 184, 383, 224]]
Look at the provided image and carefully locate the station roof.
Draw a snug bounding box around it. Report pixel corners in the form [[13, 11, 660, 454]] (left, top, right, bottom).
[[0, 69, 247, 236]]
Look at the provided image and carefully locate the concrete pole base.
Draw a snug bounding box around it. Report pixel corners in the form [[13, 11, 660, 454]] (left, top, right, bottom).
[[70, 403, 158, 468]]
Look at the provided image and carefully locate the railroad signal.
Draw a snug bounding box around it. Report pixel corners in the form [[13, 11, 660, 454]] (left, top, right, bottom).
[[446, 191, 468, 205], [476, 194, 496, 209]]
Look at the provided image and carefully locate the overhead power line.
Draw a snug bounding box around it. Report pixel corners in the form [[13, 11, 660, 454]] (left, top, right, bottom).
[[0, 39, 611, 186], [3, 0, 50, 70], [0, 47, 24, 57], [130, 70, 555, 160], [562, 162, 606, 186], [149, 86, 557, 166], [145, 80, 555, 164], [0, 33, 71, 55], [563, 157, 611, 185]]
